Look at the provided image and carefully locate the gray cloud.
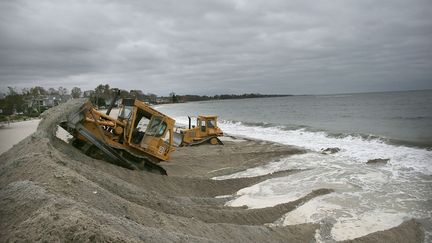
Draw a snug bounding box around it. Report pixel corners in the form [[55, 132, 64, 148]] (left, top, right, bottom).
[[0, 0, 431, 95]]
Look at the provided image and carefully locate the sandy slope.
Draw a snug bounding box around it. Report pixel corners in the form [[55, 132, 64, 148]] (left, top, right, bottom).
[[0, 100, 424, 242]]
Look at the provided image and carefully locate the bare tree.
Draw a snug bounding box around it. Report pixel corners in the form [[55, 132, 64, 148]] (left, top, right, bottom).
[[71, 87, 82, 98], [58, 86, 68, 96], [48, 88, 58, 95]]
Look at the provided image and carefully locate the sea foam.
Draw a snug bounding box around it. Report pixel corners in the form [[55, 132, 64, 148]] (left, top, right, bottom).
[[168, 116, 432, 241], [215, 119, 432, 175]]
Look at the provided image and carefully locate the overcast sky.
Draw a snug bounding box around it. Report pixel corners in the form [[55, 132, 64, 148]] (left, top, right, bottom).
[[0, 0, 431, 95]]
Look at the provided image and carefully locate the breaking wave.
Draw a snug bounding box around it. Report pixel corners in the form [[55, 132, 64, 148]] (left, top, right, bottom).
[[174, 116, 432, 175], [221, 119, 432, 175]]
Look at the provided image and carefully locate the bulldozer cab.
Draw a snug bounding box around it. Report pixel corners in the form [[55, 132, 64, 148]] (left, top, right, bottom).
[[197, 115, 218, 136], [118, 98, 175, 161]]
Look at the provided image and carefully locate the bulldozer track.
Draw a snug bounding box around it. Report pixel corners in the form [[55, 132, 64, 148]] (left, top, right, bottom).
[[74, 123, 167, 175], [188, 136, 224, 146]]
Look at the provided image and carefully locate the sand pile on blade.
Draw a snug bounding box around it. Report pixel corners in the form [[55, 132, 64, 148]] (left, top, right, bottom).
[[0, 100, 424, 242], [33, 98, 87, 139]]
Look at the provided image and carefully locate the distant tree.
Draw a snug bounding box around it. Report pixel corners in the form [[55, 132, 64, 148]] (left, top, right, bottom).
[[21, 88, 30, 96], [147, 93, 157, 104], [130, 90, 146, 101], [0, 87, 25, 115], [94, 84, 103, 96], [7, 87, 18, 96], [92, 84, 108, 106], [58, 86, 68, 96], [119, 89, 131, 99], [71, 87, 82, 98], [170, 92, 178, 103], [182, 95, 211, 102], [48, 88, 58, 95], [30, 86, 47, 96], [95, 84, 112, 99]]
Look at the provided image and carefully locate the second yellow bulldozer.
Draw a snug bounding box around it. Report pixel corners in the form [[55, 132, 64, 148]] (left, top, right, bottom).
[[176, 115, 224, 146]]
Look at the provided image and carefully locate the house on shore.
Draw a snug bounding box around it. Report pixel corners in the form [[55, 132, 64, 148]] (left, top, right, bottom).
[[26, 94, 72, 112]]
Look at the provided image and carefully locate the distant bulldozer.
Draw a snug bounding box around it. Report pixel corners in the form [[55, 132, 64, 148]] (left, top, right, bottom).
[[176, 115, 224, 146]]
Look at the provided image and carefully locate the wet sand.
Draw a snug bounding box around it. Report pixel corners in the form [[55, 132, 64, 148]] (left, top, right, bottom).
[[0, 100, 424, 242]]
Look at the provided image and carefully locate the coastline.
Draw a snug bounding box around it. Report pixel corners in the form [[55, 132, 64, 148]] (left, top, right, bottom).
[[0, 101, 425, 242]]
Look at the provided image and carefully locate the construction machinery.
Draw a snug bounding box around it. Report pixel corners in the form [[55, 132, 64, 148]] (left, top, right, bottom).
[[176, 115, 224, 146], [61, 96, 176, 175]]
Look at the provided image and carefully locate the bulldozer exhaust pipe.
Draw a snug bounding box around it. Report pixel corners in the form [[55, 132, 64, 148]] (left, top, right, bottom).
[[106, 89, 120, 116], [188, 116, 191, 129]]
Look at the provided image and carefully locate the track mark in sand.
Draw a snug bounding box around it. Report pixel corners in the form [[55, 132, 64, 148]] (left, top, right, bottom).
[[207, 167, 234, 174]]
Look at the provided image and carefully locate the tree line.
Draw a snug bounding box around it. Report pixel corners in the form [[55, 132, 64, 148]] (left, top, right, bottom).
[[176, 93, 291, 102], [0, 84, 291, 121], [0, 86, 75, 117], [0, 84, 159, 117]]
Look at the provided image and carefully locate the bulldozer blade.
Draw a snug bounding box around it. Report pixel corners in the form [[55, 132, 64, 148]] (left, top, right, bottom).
[[173, 132, 184, 147]]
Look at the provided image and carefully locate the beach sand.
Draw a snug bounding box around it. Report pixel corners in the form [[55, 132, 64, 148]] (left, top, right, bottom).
[[0, 119, 40, 154], [0, 100, 424, 242]]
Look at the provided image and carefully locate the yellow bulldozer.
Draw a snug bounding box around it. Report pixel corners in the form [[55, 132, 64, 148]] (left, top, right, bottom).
[[176, 115, 224, 146], [61, 95, 176, 175]]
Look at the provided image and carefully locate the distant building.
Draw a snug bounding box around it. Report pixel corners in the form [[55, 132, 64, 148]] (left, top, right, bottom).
[[45, 95, 59, 107], [26, 94, 72, 111], [83, 90, 94, 98], [155, 97, 170, 104], [0, 93, 5, 100]]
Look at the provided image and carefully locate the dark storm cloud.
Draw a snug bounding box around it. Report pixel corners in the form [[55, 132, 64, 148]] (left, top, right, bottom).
[[0, 0, 431, 94]]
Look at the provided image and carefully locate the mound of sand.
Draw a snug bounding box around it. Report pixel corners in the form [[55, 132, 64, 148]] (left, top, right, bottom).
[[0, 100, 424, 242]]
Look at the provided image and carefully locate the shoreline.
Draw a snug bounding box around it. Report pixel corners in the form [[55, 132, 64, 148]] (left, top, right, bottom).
[[0, 101, 425, 242]]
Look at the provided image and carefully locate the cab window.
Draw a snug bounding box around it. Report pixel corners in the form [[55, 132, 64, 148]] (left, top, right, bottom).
[[163, 129, 171, 145], [198, 119, 206, 132], [118, 106, 133, 120], [146, 116, 167, 137], [207, 119, 216, 128]]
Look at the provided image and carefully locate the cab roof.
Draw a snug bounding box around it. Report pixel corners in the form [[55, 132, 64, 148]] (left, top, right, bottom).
[[122, 98, 175, 124], [198, 115, 218, 119]]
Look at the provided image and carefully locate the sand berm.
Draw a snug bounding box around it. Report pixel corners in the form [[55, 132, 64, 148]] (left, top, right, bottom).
[[0, 99, 424, 242]]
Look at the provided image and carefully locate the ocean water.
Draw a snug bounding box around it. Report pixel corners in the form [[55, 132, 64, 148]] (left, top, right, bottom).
[[158, 90, 432, 241]]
